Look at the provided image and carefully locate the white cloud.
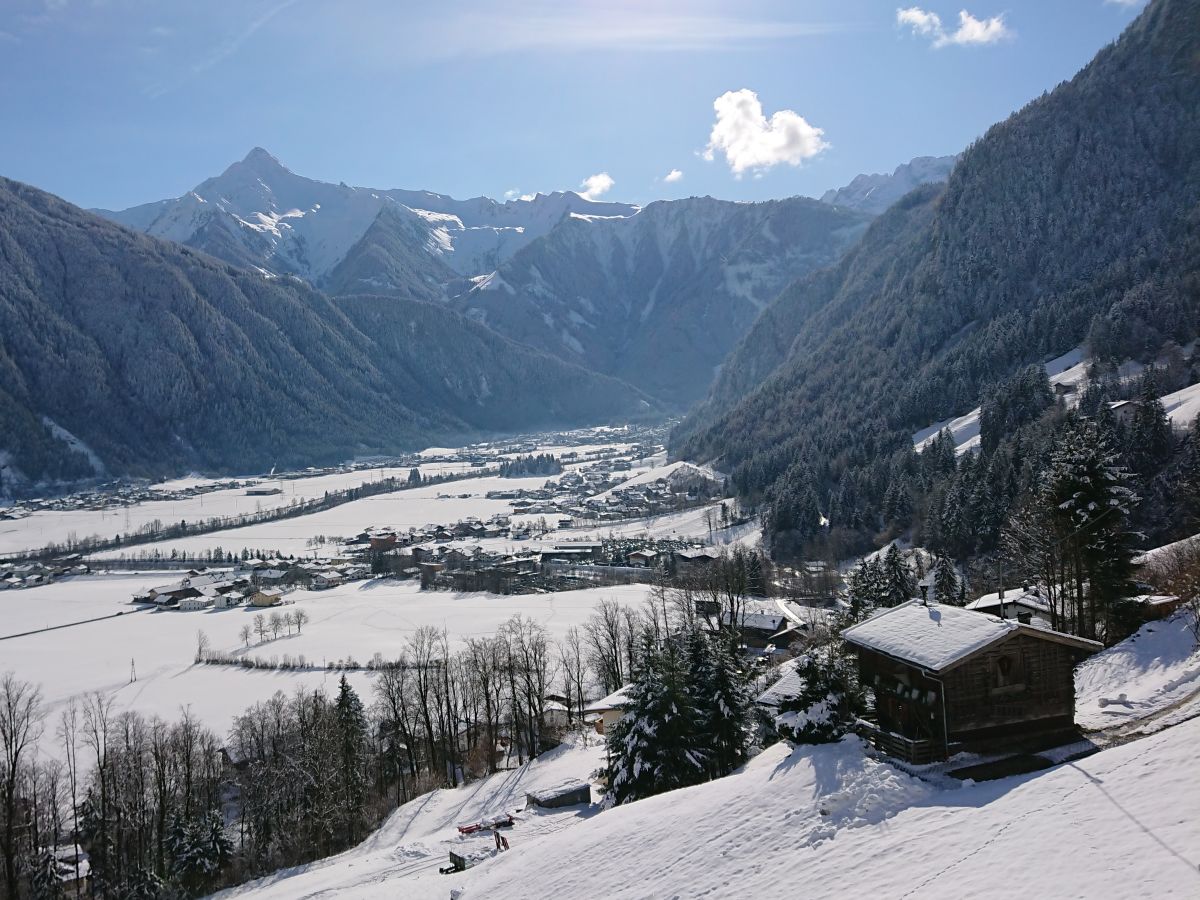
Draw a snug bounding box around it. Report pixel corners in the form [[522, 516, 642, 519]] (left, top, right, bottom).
[[701, 89, 828, 177], [896, 7, 1012, 48], [579, 172, 615, 200], [1104, 0, 1145, 6], [664, 169, 684, 183], [896, 6, 943, 37], [503, 189, 520, 200]]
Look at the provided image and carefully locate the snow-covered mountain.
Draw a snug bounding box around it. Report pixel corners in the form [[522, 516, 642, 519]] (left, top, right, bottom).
[[821, 154, 958, 214], [453, 196, 872, 408], [98, 150, 874, 407], [96, 149, 639, 297]]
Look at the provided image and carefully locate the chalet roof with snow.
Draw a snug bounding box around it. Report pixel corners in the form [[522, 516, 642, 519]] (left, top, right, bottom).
[[966, 586, 1052, 615], [840, 600, 1100, 674], [755, 659, 805, 708], [584, 685, 633, 713]]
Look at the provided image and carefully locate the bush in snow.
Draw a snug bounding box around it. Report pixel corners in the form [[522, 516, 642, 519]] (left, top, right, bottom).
[[775, 638, 865, 746]]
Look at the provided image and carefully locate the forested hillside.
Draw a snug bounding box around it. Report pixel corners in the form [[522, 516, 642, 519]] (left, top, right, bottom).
[[674, 0, 1200, 559], [0, 178, 652, 494], [454, 196, 870, 408]]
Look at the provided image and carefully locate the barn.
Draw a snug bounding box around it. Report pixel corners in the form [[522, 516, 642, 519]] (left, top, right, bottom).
[[841, 601, 1101, 763]]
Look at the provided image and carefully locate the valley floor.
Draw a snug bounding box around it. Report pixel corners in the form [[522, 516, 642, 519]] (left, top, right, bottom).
[[2, 573, 651, 761]]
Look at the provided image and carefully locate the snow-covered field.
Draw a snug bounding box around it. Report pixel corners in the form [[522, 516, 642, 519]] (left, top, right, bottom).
[[1160, 380, 1200, 429], [2, 436, 650, 558], [87, 474, 554, 559], [5, 574, 651, 759], [0, 462, 476, 557], [219, 716, 1200, 900], [555, 502, 760, 548], [1075, 609, 1200, 732]]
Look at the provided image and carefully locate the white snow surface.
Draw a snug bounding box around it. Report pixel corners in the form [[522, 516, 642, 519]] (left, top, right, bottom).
[[463, 721, 1200, 900], [0, 463, 473, 557], [841, 600, 1019, 672], [5, 574, 650, 761], [1160, 379, 1200, 429], [214, 734, 605, 900], [1075, 609, 1200, 731], [223, 719, 1200, 899]]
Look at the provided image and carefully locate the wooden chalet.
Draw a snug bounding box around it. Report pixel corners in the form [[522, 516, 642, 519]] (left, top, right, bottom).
[[841, 600, 1101, 764]]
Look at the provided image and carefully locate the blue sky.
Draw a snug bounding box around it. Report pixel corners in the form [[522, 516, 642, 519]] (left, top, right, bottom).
[[0, 0, 1147, 210]]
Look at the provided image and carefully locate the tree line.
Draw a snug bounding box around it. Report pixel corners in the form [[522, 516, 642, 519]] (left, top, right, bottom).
[[0, 564, 771, 899]]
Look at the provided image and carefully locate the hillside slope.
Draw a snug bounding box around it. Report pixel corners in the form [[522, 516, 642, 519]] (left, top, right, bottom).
[[455, 196, 870, 408], [463, 719, 1200, 900], [0, 177, 652, 493], [216, 718, 1200, 900], [674, 0, 1200, 512]]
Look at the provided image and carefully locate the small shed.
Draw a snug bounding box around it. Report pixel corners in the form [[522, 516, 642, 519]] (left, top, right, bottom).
[[841, 601, 1101, 763], [526, 781, 591, 809]]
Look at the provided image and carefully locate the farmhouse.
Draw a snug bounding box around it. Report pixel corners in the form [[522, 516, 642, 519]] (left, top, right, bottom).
[[249, 588, 286, 607], [627, 549, 659, 568], [841, 600, 1101, 763], [312, 571, 344, 590], [584, 685, 633, 735]]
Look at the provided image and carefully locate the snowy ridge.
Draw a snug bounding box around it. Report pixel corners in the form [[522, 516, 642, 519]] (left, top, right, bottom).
[[820, 154, 959, 214], [98, 149, 640, 282]]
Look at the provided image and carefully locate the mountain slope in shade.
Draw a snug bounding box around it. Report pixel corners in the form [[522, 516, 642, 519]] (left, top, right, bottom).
[[675, 0, 1200, 508], [454, 196, 872, 409], [820, 154, 958, 214], [0, 177, 653, 493], [96, 149, 639, 293]]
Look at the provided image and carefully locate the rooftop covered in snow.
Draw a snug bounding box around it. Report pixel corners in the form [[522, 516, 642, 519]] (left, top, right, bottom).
[[840, 600, 1100, 674], [584, 685, 633, 713]]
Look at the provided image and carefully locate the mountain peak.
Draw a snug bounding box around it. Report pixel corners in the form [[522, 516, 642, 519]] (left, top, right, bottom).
[[239, 147, 289, 175]]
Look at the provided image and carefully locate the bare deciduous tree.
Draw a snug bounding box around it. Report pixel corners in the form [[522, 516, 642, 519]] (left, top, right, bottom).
[[1, 673, 44, 899]]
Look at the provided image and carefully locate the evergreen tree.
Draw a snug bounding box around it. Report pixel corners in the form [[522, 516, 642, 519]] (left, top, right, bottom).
[[1128, 378, 1173, 479], [882, 544, 915, 607], [167, 810, 230, 895], [932, 555, 961, 605], [1181, 416, 1200, 527], [847, 557, 889, 610], [334, 675, 369, 842], [686, 633, 750, 778], [606, 645, 707, 805], [1040, 417, 1140, 641], [28, 849, 63, 900], [407, 467, 422, 486]]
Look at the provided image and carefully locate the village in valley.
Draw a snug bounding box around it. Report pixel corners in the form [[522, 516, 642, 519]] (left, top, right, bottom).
[[2, 416, 1198, 899], [3, 2, 1200, 897]]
